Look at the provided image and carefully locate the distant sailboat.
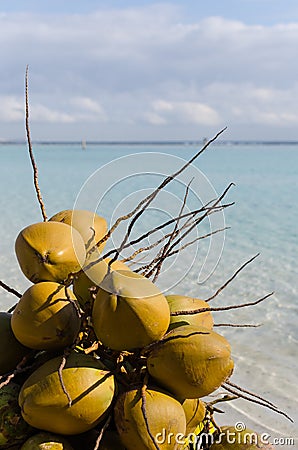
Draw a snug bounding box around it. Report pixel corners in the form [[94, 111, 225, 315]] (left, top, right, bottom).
[[81, 140, 87, 150]]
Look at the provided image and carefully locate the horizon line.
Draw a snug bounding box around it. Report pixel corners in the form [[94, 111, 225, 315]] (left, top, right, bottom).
[[1, 139, 298, 146]]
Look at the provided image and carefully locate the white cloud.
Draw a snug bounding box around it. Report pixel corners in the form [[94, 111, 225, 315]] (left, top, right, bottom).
[[1, 6, 298, 139], [149, 99, 221, 126], [0, 96, 23, 122]]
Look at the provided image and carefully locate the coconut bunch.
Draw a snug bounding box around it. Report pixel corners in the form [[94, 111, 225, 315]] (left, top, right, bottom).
[[0, 207, 283, 450]]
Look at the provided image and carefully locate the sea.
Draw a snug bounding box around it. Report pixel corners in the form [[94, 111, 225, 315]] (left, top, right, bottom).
[[0, 140, 297, 448]]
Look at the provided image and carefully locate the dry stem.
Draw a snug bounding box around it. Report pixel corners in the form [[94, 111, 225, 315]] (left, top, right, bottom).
[[141, 374, 161, 450], [171, 292, 274, 316], [93, 415, 112, 450], [0, 279, 22, 301], [214, 323, 262, 328], [223, 382, 293, 422], [25, 66, 47, 221], [206, 253, 260, 302], [145, 183, 234, 280], [58, 352, 72, 407], [87, 127, 227, 266]]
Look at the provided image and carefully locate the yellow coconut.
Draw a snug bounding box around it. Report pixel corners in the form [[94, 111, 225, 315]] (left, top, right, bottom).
[[73, 258, 131, 307], [166, 295, 213, 330], [209, 426, 275, 449], [114, 387, 186, 450], [15, 221, 86, 283], [182, 398, 206, 434], [19, 352, 115, 435], [0, 312, 30, 374], [92, 270, 170, 350], [147, 325, 234, 399], [50, 209, 107, 255], [11, 282, 81, 351], [21, 432, 74, 449]]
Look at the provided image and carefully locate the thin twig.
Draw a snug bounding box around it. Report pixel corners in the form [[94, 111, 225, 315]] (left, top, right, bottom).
[[0, 279, 22, 300], [93, 415, 112, 450], [141, 375, 161, 450], [108, 128, 228, 269], [214, 323, 262, 328], [0, 353, 35, 389], [87, 128, 226, 262], [206, 253, 260, 302], [222, 382, 293, 422], [170, 291, 274, 316], [25, 66, 47, 221], [64, 285, 82, 318], [144, 183, 234, 279], [152, 179, 193, 282], [85, 203, 229, 273], [58, 353, 72, 407], [164, 226, 230, 259], [225, 380, 277, 408], [138, 223, 229, 277]]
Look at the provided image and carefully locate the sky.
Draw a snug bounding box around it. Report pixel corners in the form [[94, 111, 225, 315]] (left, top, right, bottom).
[[1, 0, 298, 141]]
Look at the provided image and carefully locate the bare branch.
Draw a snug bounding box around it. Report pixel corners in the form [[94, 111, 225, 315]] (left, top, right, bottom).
[[141, 374, 161, 450], [144, 183, 234, 279], [152, 179, 193, 282], [206, 253, 260, 302], [0, 279, 22, 299], [107, 128, 228, 269], [25, 66, 47, 221], [223, 382, 293, 422], [87, 128, 227, 262], [93, 415, 112, 450], [171, 292, 274, 316], [214, 323, 262, 328]]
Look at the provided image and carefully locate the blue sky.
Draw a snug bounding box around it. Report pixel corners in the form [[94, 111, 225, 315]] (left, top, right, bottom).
[[3, 0, 298, 25], [1, 1, 298, 141]]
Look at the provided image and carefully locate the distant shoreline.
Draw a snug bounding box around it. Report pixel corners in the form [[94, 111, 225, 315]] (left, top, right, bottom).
[[1, 140, 298, 146]]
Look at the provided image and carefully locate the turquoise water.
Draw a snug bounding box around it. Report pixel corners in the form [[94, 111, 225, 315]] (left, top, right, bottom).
[[0, 142, 297, 447]]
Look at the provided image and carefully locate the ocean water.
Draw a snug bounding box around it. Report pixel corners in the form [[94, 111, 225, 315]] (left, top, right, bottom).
[[0, 141, 297, 448]]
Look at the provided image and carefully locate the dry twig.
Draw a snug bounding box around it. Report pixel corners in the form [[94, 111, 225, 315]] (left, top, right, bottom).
[[86, 128, 227, 267], [25, 66, 47, 221], [206, 253, 260, 302], [141, 374, 161, 450], [0, 279, 22, 300], [171, 291, 274, 316], [223, 382, 293, 422], [93, 415, 112, 450]]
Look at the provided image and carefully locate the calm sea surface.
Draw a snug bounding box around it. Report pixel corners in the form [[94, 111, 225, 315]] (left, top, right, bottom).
[[0, 142, 297, 447]]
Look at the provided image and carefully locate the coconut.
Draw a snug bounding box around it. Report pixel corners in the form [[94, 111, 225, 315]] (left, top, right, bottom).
[[11, 282, 81, 351], [18, 352, 115, 435], [209, 425, 276, 449], [21, 432, 74, 449], [73, 258, 131, 307], [166, 295, 213, 331], [0, 312, 30, 375], [147, 325, 234, 399], [114, 387, 186, 450], [0, 383, 32, 447], [49, 209, 107, 256], [92, 270, 170, 351], [15, 221, 86, 283], [182, 398, 206, 434]]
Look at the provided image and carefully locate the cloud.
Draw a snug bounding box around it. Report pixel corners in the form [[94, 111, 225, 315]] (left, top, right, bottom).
[[0, 5, 298, 139], [147, 100, 221, 126]]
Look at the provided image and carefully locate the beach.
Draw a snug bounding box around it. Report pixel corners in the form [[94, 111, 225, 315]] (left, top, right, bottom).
[[0, 141, 297, 448]]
